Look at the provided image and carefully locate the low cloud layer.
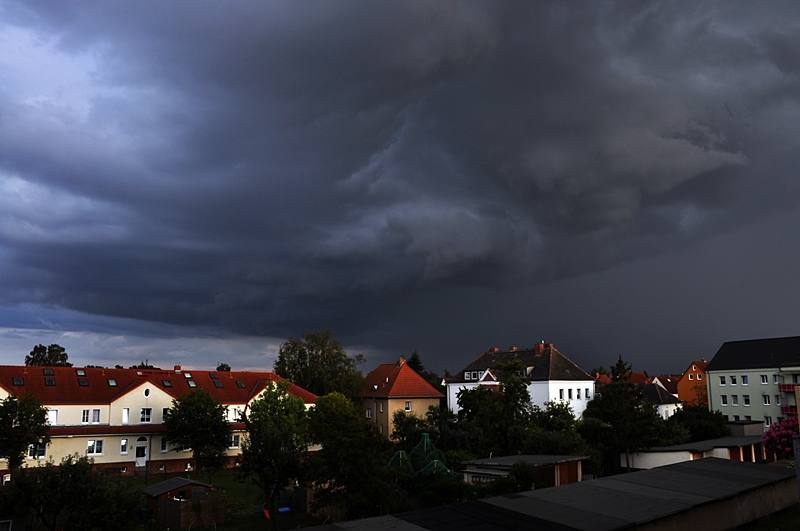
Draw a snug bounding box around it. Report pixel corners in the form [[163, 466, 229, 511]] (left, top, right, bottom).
[[1, 2, 799, 372]]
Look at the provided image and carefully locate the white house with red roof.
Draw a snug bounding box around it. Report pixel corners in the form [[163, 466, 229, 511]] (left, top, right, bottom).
[[362, 358, 444, 438], [0, 364, 316, 478]]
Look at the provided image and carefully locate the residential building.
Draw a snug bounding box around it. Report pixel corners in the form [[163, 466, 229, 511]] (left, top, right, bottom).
[[706, 336, 800, 429], [643, 382, 682, 419], [677, 359, 708, 406], [0, 365, 316, 478], [446, 343, 595, 418], [462, 455, 587, 488], [652, 375, 680, 397], [362, 358, 444, 437]]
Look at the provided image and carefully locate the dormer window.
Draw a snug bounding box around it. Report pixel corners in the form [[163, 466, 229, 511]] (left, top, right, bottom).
[[471, 371, 478, 380], [464, 372, 471, 380]]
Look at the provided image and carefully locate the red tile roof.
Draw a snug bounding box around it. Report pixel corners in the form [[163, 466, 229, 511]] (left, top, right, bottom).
[[363, 360, 444, 399], [0, 365, 316, 406]]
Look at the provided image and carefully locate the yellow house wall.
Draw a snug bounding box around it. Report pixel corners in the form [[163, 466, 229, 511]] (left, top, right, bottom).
[[110, 383, 175, 426], [363, 397, 441, 438]]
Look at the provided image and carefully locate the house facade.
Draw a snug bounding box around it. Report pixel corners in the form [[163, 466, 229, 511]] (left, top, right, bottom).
[[643, 382, 683, 419], [677, 359, 708, 406], [362, 358, 444, 437], [706, 336, 800, 429], [0, 365, 316, 478], [446, 343, 595, 418]]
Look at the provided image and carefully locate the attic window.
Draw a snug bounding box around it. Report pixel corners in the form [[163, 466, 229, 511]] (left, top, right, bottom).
[[236, 381, 246, 388], [13, 377, 23, 386], [162, 380, 172, 388], [78, 378, 89, 386], [372, 385, 378, 391], [183, 372, 192, 379], [213, 380, 223, 388], [76, 370, 86, 376], [209, 372, 218, 379], [43, 368, 54, 376], [45, 378, 56, 386], [464, 372, 470, 380], [187, 380, 196, 388], [107, 379, 117, 387], [471, 371, 478, 380]]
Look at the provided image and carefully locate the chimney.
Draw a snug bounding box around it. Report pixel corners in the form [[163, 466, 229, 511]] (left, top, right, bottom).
[[509, 346, 518, 352], [489, 347, 500, 353], [534, 341, 552, 354], [174, 365, 182, 374]]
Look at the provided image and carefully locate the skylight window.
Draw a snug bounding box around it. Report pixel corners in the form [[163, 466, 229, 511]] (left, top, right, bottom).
[[162, 380, 173, 387], [236, 381, 246, 388], [45, 378, 56, 386], [12, 377, 23, 386], [43, 368, 54, 376], [183, 372, 192, 379], [78, 378, 89, 386], [187, 380, 196, 388], [209, 372, 218, 379], [108, 379, 117, 387], [76, 369, 86, 376], [213, 380, 223, 388]]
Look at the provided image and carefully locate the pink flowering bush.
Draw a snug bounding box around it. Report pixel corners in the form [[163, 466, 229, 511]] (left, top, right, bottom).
[[763, 415, 799, 459]]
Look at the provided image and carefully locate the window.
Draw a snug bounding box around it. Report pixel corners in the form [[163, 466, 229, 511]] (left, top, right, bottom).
[[559, 389, 564, 400], [568, 389, 573, 400], [45, 377, 55, 386], [743, 395, 750, 406], [697, 374, 702, 380], [144, 388, 150, 397], [162, 408, 169, 423], [76, 369, 86, 376], [122, 408, 130, 424], [12, 377, 23, 386], [108, 379, 117, 387], [43, 368, 54, 376], [464, 372, 471, 380], [161, 438, 168, 452], [92, 409, 100, 423], [141, 408, 152, 423], [78, 378, 89, 386], [120, 439, 128, 454], [586, 388, 590, 399], [184, 372, 192, 379], [731, 395, 738, 406], [577, 389, 582, 399], [720, 376, 726, 386], [765, 416, 773, 427], [730, 376, 737, 385], [213, 380, 223, 388], [692, 365, 697, 371], [774, 374, 780, 384], [87, 440, 104, 455], [776, 395, 781, 406], [47, 410, 57, 425], [763, 395, 770, 406], [162, 380, 172, 387], [366, 408, 372, 419], [82, 409, 90, 423], [405, 401, 412, 412], [236, 381, 246, 388], [187, 380, 196, 388], [721, 395, 728, 406], [733, 415, 740, 421], [745, 416, 751, 421], [688, 374, 693, 380], [471, 371, 478, 380], [210, 372, 218, 379], [742, 375, 748, 385], [229, 434, 240, 449], [761, 375, 768, 384], [379, 402, 383, 413], [28, 443, 46, 459]]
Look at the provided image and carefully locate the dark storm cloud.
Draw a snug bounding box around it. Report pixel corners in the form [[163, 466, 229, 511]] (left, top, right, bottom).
[[1, 1, 800, 370]]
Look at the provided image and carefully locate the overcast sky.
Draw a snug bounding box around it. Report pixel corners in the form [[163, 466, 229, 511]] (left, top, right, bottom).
[[1, 2, 799, 375]]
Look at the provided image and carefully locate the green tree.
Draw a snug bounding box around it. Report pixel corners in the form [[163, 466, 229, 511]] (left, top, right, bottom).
[[9, 454, 138, 531], [0, 394, 50, 470], [25, 344, 72, 367], [240, 380, 308, 531], [128, 359, 160, 369], [406, 351, 445, 393], [274, 329, 364, 402], [306, 392, 396, 519], [668, 405, 730, 442], [164, 387, 231, 480], [216, 362, 231, 372]]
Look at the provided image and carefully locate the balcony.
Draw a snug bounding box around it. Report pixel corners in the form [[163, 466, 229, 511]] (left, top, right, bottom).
[[780, 406, 798, 416], [778, 384, 799, 393]]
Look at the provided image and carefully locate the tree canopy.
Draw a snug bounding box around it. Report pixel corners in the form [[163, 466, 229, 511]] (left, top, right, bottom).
[[240, 380, 309, 531], [216, 362, 231, 372], [164, 387, 231, 479], [0, 393, 50, 470], [274, 329, 364, 401], [25, 344, 72, 367]]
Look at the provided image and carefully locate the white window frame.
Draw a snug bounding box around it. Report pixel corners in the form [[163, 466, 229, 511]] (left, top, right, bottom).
[[730, 376, 737, 385], [720, 376, 726, 386], [120, 438, 128, 455], [366, 408, 372, 419], [721, 395, 728, 406], [688, 374, 693, 380], [161, 438, 169, 453], [47, 409, 58, 426], [741, 375, 748, 385], [585, 388, 590, 399], [87, 440, 104, 456], [577, 389, 581, 399], [140, 408, 152, 423], [122, 408, 130, 424], [697, 373, 702, 380], [28, 443, 46, 459], [92, 409, 100, 424], [765, 416, 773, 426], [761, 375, 768, 384], [731, 395, 738, 406], [776, 395, 781, 406], [763, 395, 771, 406], [405, 401, 412, 412], [229, 434, 241, 449], [774, 374, 780, 384], [81, 409, 90, 424], [162, 408, 170, 423], [743, 395, 750, 406]]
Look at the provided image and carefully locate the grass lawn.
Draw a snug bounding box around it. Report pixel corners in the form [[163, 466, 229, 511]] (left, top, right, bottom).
[[120, 468, 322, 530]]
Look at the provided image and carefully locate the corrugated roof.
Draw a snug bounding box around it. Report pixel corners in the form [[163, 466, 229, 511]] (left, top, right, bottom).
[[706, 336, 800, 371], [363, 361, 443, 399], [0, 365, 316, 406]]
